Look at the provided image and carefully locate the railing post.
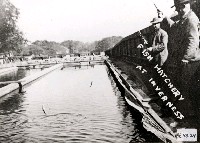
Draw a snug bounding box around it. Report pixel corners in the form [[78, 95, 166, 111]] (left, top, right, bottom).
[[18, 82, 24, 93]]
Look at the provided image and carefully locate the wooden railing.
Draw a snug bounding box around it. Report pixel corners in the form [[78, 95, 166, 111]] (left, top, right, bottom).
[[0, 80, 25, 93]]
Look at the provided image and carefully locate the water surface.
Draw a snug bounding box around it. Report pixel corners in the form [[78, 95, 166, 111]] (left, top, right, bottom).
[[0, 65, 159, 142]]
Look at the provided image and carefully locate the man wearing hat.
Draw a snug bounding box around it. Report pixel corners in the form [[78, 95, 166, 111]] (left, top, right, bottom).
[[164, 0, 199, 67], [163, 0, 200, 128], [147, 17, 168, 67]]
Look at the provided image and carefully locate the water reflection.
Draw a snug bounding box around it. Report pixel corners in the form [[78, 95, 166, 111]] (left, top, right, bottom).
[[0, 65, 160, 142], [0, 92, 27, 143], [0, 93, 25, 114], [107, 69, 160, 142]]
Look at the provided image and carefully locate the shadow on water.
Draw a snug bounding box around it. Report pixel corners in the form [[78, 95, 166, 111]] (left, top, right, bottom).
[[0, 92, 27, 143], [107, 67, 161, 142], [0, 93, 25, 114]]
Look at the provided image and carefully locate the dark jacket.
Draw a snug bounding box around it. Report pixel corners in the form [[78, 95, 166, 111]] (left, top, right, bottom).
[[151, 28, 168, 66], [164, 10, 199, 64]]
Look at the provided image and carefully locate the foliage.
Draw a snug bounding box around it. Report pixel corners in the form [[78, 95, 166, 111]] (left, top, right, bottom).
[[18, 36, 123, 56], [0, 0, 26, 53], [20, 44, 44, 56], [93, 36, 123, 52], [60, 36, 122, 54], [61, 40, 96, 53], [19, 40, 68, 56]]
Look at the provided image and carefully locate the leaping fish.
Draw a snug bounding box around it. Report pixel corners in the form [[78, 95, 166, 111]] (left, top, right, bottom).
[[42, 105, 46, 115]]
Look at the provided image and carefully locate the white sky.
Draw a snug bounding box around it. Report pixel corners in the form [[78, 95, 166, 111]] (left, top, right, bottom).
[[10, 0, 174, 43]]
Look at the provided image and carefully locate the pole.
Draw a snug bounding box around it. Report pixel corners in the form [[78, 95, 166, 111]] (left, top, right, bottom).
[[150, 0, 163, 18]]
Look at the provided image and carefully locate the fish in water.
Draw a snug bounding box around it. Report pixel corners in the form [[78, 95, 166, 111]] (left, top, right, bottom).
[[61, 66, 64, 70], [90, 81, 93, 87], [42, 105, 46, 115]]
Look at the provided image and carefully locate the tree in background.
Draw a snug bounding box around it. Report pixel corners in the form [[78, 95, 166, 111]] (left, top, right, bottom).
[[61, 37, 122, 55], [93, 36, 123, 53], [0, 0, 26, 53], [23, 40, 68, 56], [21, 37, 122, 57], [61, 40, 85, 54]]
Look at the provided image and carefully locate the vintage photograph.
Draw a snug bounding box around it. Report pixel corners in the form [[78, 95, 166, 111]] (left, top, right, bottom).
[[0, 0, 199, 142]]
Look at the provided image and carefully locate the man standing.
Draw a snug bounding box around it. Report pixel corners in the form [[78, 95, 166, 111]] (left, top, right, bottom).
[[147, 17, 168, 67], [164, 0, 199, 65], [163, 0, 200, 127]]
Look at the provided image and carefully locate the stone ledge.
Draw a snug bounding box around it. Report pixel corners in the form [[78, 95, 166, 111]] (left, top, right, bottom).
[[0, 64, 63, 98]]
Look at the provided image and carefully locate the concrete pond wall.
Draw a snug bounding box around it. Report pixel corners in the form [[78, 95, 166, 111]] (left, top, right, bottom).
[[0, 64, 63, 98]]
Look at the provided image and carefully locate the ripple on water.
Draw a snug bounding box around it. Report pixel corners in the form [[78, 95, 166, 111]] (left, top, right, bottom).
[[0, 65, 160, 143]]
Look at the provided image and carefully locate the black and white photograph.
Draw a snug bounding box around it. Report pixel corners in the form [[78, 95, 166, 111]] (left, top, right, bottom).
[[0, 0, 200, 142]]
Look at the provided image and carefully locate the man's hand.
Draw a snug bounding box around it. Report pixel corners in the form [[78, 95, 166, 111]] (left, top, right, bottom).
[[181, 59, 189, 66], [182, 59, 189, 63], [147, 47, 153, 52]]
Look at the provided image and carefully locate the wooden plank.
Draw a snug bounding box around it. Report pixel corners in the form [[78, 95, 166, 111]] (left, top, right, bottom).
[[0, 80, 25, 85]]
